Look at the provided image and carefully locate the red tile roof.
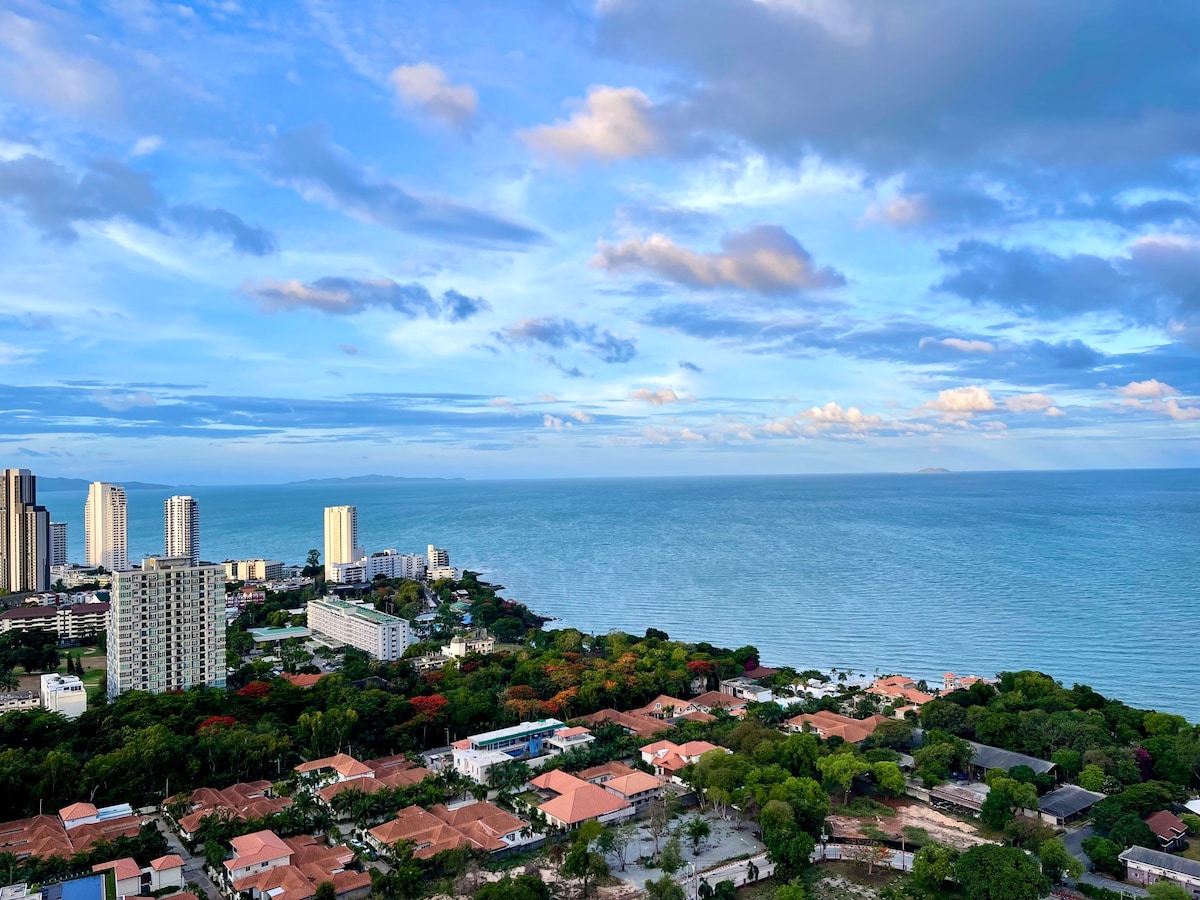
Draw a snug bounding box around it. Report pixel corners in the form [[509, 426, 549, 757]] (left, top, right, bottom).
[[369, 801, 530, 860], [530, 770, 589, 796], [1146, 810, 1188, 841], [92, 856, 141, 881], [280, 673, 325, 688], [539, 783, 632, 826], [226, 829, 293, 871], [786, 711, 889, 744], [150, 853, 184, 871], [294, 753, 373, 779], [578, 761, 638, 783], [603, 772, 663, 799], [574, 708, 666, 738]]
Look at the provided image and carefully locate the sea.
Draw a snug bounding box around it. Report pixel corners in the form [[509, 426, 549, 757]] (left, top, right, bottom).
[[41, 469, 1200, 720]]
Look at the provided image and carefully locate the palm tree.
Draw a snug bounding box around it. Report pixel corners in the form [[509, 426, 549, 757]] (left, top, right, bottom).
[[0, 669, 16, 692]]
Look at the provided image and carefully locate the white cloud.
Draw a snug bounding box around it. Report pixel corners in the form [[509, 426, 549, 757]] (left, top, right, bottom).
[[92, 389, 155, 411], [1003, 393, 1057, 413], [388, 63, 477, 130], [0, 12, 121, 117], [543, 414, 573, 431], [594, 224, 843, 295], [865, 194, 932, 227], [132, 136, 164, 156], [630, 387, 684, 405], [1115, 379, 1180, 399], [521, 86, 660, 164], [924, 385, 996, 417], [919, 336, 995, 353], [566, 410, 594, 423], [766, 401, 883, 435], [488, 397, 522, 413]]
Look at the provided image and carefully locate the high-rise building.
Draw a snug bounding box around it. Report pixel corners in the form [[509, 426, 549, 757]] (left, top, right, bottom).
[[107, 556, 225, 698], [84, 482, 128, 572], [164, 495, 200, 565], [0, 469, 50, 594], [307, 596, 409, 660], [49, 522, 68, 568], [324, 506, 361, 568], [427, 545, 449, 569]]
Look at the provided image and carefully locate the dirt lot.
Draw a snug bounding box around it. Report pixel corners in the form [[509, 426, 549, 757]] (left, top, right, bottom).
[[827, 799, 990, 851], [810, 863, 906, 900]]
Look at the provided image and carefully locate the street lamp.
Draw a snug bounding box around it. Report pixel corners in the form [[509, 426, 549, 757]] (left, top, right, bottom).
[[820, 827, 830, 862]]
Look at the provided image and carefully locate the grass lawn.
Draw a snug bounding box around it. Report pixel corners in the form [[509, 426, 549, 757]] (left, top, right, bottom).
[[1178, 842, 1200, 862]]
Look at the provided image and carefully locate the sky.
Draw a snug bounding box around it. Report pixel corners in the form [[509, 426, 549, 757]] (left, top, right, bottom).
[[2, 0, 1200, 483]]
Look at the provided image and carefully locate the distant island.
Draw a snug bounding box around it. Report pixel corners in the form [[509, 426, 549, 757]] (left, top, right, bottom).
[[287, 474, 464, 486], [916, 467, 951, 474], [39, 477, 173, 491]]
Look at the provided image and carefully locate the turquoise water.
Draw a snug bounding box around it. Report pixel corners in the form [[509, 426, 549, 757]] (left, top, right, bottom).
[[41, 469, 1200, 719]]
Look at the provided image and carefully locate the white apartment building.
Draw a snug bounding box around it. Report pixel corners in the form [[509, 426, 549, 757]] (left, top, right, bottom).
[[307, 597, 409, 661], [0, 691, 40, 714], [107, 556, 225, 698], [223, 558, 285, 581], [0, 602, 109, 639], [426, 545, 449, 569], [85, 482, 128, 572], [324, 506, 361, 567], [163, 496, 200, 565], [49, 523, 67, 568], [427, 565, 458, 581], [1, 469, 50, 594], [326, 550, 426, 583], [40, 673, 87, 719]]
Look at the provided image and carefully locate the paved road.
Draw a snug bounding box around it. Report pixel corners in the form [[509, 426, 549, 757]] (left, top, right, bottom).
[[150, 815, 222, 899], [1061, 825, 1149, 898], [680, 852, 775, 894]]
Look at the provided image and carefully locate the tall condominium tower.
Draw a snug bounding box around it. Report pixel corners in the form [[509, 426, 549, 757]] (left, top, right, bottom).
[[0, 469, 50, 593], [107, 556, 225, 698], [84, 482, 128, 572], [49, 523, 68, 569], [324, 505, 361, 567], [164, 495, 200, 566], [427, 544, 449, 568]]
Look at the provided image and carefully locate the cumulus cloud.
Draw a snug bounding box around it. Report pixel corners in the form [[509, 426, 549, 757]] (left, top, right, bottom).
[[924, 385, 996, 417], [131, 136, 163, 157], [271, 125, 542, 247], [497, 316, 637, 364], [920, 337, 995, 354], [521, 86, 661, 164], [241, 276, 490, 321], [1003, 393, 1058, 414], [0, 154, 276, 255], [1116, 379, 1180, 399], [766, 401, 883, 436], [630, 388, 686, 405], [389, 63, 477, 130], [594, 224, 844, 295], [543, 414, 572, 431]]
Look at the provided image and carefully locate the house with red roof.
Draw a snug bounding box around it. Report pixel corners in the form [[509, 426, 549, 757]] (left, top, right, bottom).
[[294, 753, 374, 784], [1146, 810, 1190, 852], [367, 801, 535, 860], [225, 831, 370, 900], [539, 782, 634, 830], [173, 781, 291, 842], [639, 740, 729, 781], [93, 854, 184, 896], [601, 771, 664, 811], [573, 708, 668, 739], [630, 695, 697, 721], [867, 675, 936, 706], [784, 711, 889, 744]]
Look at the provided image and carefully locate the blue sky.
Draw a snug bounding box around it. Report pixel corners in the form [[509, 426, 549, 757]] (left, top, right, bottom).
[[2, 0, 1199, 482]]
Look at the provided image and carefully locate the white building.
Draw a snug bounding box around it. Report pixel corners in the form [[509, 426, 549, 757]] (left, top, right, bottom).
[[49, 523, 67, 569], [324, 506, 361, 568], [326, 550, 426, 584], [444, 632, 496, 658], [427, 545, 449, 569], [307, 597, 409, 660], [223, 559, 285, 581], [452, 719, 565, 782], [40, 673, 87, 719], [107, 556, 225, 698], [0, 691, 40, 714], [427, 566, 458, 581], [1, 469, 50, 594], [85, 482, 128, 572], [163, 496, 200, 566], [0, 602, 109, 639]]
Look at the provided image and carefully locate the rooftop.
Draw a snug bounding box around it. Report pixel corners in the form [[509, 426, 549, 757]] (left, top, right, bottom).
[[1120, 845, 1200, 879], [539, 782, 631, 825], [1036, 784, 1105, 819], [311, 597, 406, 626], [467, 719, 565, 747]]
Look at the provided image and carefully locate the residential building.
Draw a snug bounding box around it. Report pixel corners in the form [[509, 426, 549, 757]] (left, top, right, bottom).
[[368, 801, 534, 860], [784, 711, 890, 744], [452, 719, 565, 783], [49, 565, 110, 589], [719, 677, 774, 703], [1031, 785, 1106, 826], [223, 831, 368, 900], [426, 545, 449, 568], [600, 771, 664, 811], [545, 726, 596, 755], [868, 675, 936, 706], [84, 483, 128, 572], [163, 496, 200, 565], [173, 781, 291, 843], [224, 559, 285, 581], [689, 690, 748, 716], [943, 672, 997, 692], [107, 556, 226, 698], [0, 803, 141, 862], [574, 707, 668, 739], [1146, 811, 1190, 852], [962, 740, 1055, 782], [578, 761, 639, 784], [323, 506, 360, 568], [40, 673, 86, 719], [444, 630, 496, 658], [294, 753, 374, 785], [307, 597, 409, 660], [639, 740, 728, 780], [49, 523, 67, 569], [1120, 845, 1200, 897], [0, 602, 109, 639], [427, 565, 458, 581], [0, 692, 40, 715], [92, 854, 183, 897], [0, 469, 50, 594], [533, 773, 635, 830], [326, 550, 425, 584], [632, 695, 697, 721]]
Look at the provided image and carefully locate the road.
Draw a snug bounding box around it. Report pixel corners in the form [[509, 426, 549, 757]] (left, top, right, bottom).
[[1061, 825, 1149, 898], [680, 852, 775, 894], [150, 814, 222, 899]]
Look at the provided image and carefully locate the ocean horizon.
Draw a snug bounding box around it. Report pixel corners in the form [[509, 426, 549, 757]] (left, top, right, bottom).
[[41, 468, 1200, 720]]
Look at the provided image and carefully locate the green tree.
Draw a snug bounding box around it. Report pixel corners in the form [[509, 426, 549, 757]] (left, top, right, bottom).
[[1108, 813, 1156, 850], [776, 883, 807, 900], [872, 761, 905, 797], [659, 836, 684, 877], [1081, 837, 1123, 876], [1146, 883, 1194, 900], [912, 843, 959, 889], [955, 844, 1050, 900], [1078, 764, 1106, 793], [1039, 838, 1083, 884], [817, 753, 870, 804], [1050, 750, 1082, 779], [476, 875, 552, 900], [685, 816, 711, 853], [645, 876, 685, 900], [315, 882, 336, 900]]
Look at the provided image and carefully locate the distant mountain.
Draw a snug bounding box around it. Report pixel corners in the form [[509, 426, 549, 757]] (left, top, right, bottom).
[[39, 477, 173, 491], [287, 474, 464, 486], [917, 467, 951, 474]]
